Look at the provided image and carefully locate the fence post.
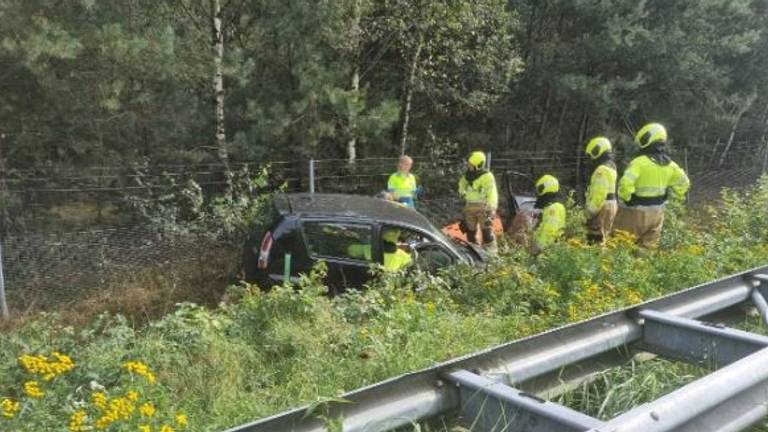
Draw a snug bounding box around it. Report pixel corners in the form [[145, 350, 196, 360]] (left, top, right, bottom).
[[486, 152, 492, 170], [0, 240, 8, 321], [309, 159, 315, 194], [763, 140, 768, 176]]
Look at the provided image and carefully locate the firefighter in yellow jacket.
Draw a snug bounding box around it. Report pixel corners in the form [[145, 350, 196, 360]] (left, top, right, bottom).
[[458, 151, 498, 253], [532, 174, 566, 253], [614, 123, 690, 247], [584, 136, 618, 244]]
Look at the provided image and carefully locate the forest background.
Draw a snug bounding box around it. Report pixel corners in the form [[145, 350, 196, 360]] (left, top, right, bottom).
[[2, 0, 768, 173]]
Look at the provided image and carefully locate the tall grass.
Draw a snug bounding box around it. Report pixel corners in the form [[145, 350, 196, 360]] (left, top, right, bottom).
[[2, 177, 768, 431]]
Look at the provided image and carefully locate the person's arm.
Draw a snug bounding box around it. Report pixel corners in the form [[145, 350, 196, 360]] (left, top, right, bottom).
[[586, 166, 610, 215], [484, 173, 499, 210], [618, 159, 640, 203], [387, 173, 397, 195], [458, 176, 467, 198], [669, 162, 690, 199]]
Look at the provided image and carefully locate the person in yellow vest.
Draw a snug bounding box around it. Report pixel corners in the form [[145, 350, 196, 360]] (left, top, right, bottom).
[[532, 174, 566, 253], [381, 228, 412, 271], [458, 151, 498, 253], [387, 155, 419, 209], [584, 136, 618, 244], [346, 227, 411, 272], [614, 122, 690, 247]]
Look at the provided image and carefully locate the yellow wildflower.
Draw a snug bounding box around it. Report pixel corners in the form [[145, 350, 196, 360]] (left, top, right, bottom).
[[18, 352, 75, 381], [139, 402, 156, 417], [1, 398, 21, 419], [23, 381, 44, 398], [175, 413, 188, 428], [139, 425, 152, 432], [92, 391, 108, 410], [69, 410, 87, 432], [127, 390, 140, 402], [122, 361, 157, 384], [95, 397, 135, 429], [160, 425, 175, 432]]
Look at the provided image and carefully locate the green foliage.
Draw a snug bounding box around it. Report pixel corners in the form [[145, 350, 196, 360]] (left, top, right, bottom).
[[4, 179, 768, 430]]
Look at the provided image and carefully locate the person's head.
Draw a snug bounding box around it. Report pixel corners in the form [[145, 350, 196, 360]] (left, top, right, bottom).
[[635, 123, 667, 150], [381, 228, 401, 244], [585, 136, 612, 160], [535, 174, 560, 196], [467, 151, 486, 170], [398, 155, 413, 174]]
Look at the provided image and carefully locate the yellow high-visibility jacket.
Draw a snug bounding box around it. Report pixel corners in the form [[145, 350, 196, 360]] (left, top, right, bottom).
[[347, 244, 411, 272], [458, 171, 498, 209], [618, 155, 689, 206], [586, 163, 617, 215], [534, 202, 566, 250], [383, 248, 412, 272], [387, 172, 418, 208]]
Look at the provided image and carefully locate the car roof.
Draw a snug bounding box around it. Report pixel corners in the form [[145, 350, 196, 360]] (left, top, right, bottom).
[[275, 193, 440, 232]]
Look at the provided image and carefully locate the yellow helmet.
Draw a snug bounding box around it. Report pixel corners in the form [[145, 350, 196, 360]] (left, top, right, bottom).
[[585, 136, 612, 159], [635, 123, 667, 149], [468, 151, 486, 168], [381, 228, 400, 243], [535, 174, 560, 196]]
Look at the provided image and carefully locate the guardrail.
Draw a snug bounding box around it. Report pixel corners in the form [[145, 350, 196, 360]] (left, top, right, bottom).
[[225, 265, 768, 432]]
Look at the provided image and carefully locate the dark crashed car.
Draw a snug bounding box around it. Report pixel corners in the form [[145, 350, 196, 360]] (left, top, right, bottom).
[[243, 193, 485, 291]]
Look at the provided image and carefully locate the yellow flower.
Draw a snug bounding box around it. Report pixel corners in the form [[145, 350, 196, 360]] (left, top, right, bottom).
[[18, 352, 76, 381], [139, 402, 156, 417], [160, 425, 175, 432], [127, 390, 140, 402], [122, 361, 157, 384], [23, 381, 45, 398], [138, 425, 152, 432], [92, 391, 108, 410], [1, 398, 21, 419], [69, 410, 87, 432], [95, 397, 135, 429], [175, 413, 188, 428]]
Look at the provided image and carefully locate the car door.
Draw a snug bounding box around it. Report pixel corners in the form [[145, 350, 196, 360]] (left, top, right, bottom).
[[300, 220, 376, 292]]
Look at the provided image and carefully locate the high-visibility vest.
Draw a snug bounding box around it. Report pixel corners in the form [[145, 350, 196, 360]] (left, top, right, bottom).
[[534, 202, 566, 249], [387, 172, 418, 208], [383, 248, 412, 272], [458, 171, 498, 209], [618, 155, 689, 208], [346, 244, 411, 272], [586, 163, 617, 214]]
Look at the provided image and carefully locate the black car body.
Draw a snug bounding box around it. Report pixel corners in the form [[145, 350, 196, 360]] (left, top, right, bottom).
[[243, 193, 484, 291]]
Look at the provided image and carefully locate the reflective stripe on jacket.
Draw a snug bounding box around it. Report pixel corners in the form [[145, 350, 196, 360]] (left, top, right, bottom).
[[586, 163, 617, 215], [618, 156, 690, 206], [534, 202, 566, 249], [458, 171, 498, 209], [387, 172, 418, 208]]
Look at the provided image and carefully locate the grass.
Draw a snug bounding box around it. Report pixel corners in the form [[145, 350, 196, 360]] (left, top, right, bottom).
[[1, 177, 768, 431]]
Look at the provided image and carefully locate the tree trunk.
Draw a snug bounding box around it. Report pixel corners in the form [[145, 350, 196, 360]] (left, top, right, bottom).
[[347, 67, 360, 164], [398, 37, 423, 156], [347, 0, 361, 164], [211, 0, 229, 173], [717, 117, 740, 168]]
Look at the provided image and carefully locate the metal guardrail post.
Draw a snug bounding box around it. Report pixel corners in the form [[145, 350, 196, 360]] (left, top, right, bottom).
[[309, 159, 315, 194], [0, 240, 8, 320], [486, 151, 492, 170]]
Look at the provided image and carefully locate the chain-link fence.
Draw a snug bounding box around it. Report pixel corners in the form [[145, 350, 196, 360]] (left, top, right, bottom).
[[1, 141, 767, 318]]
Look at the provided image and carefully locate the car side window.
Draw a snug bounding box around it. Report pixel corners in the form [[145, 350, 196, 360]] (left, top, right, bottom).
[[303, 222, 373, 262]]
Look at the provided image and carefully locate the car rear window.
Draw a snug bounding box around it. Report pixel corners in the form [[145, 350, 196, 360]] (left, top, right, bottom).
[[303, 222, 373, 262]]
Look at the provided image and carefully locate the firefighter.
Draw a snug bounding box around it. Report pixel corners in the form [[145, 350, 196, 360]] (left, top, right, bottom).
[[381, 228, 412, 271], [532, 174, 566, 253], [614, 122, 690, 247], [387, 155, 419, 209], [347, 227, 412, 272], [584, 136, 618, 244], [458, 151, 498, 253]]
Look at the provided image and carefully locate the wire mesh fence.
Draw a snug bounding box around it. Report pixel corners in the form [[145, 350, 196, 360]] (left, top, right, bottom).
[[1, 140, 767, 318]]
